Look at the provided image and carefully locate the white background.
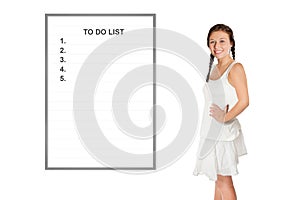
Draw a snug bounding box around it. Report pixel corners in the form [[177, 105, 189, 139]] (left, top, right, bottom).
[[1, 0, 299, 199]]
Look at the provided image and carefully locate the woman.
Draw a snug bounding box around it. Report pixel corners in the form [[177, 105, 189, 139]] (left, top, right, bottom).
[[193, 24, 249, 200]]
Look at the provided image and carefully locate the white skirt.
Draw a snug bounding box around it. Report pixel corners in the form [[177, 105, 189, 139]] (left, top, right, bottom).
[[193, 132, 247, 181]]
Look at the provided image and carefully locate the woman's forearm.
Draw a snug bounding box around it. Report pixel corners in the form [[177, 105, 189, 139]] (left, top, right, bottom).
[[224, 100, 249, 122]]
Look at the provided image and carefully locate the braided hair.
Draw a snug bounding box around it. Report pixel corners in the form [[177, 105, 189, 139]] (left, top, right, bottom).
[[206, 54, 215, 82], [206, 24, 235, 82], [231, 45, 235, 60]]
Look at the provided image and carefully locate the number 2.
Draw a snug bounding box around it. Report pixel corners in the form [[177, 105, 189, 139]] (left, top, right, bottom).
[[60, 47, 66, 53]]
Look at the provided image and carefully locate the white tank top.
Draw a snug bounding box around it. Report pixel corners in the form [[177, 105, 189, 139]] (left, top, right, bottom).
[[200, 61, 242, 141]]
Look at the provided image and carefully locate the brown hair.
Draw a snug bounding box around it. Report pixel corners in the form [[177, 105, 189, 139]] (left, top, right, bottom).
[[206, 24, 235, 82]]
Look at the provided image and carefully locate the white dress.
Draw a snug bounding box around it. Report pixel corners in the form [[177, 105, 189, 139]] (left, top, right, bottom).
[[193, 61, 247, 181]]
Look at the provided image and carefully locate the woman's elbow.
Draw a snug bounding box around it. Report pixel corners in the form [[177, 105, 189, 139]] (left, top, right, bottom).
[[238, 99, 249, 109], [242, 99, 249, 109]]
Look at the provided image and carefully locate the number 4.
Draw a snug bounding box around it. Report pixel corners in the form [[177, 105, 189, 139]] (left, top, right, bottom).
[[60, 66, 66, 72]]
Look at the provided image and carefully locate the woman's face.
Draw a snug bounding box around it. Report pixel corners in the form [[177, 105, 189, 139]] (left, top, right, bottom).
[[209, 31, 232, 59]]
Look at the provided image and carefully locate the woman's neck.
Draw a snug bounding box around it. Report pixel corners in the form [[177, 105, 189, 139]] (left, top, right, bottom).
[[217, 55, 233, 69]]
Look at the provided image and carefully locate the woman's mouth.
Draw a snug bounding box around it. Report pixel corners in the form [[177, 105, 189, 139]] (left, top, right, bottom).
[[214, 50, 223, 54]]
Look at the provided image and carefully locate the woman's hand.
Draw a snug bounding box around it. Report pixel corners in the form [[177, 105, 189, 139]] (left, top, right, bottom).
[[209, 104, 229, 123]]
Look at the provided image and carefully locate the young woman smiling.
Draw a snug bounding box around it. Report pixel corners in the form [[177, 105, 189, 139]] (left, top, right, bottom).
[[194, 24, 249, 200]]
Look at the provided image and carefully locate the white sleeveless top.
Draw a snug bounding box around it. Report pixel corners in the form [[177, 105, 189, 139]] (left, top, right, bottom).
[[200, 61, 242, 141]]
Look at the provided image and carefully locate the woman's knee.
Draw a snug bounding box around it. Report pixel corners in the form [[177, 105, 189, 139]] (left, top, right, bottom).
[[216, 175, 234, 190]]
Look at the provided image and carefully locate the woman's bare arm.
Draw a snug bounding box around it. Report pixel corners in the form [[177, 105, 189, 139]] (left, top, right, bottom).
[[224, 63, 249, 122]]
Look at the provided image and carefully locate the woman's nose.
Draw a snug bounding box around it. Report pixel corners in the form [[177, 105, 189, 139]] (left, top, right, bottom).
[[214, 42, 220, 49]]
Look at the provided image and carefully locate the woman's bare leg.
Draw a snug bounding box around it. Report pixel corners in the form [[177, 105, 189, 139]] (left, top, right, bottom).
[[216, 175, 237, 200], [214, 181, 222, 200]]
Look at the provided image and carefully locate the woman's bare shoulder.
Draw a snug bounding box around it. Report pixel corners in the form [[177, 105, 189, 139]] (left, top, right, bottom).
[[228, 62, 247, 86], [229, 62, 246, 77]]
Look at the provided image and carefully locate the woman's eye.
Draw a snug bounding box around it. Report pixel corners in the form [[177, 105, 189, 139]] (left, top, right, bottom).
[[220, 40, 225, 43], [210, 41, 215, 44]]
